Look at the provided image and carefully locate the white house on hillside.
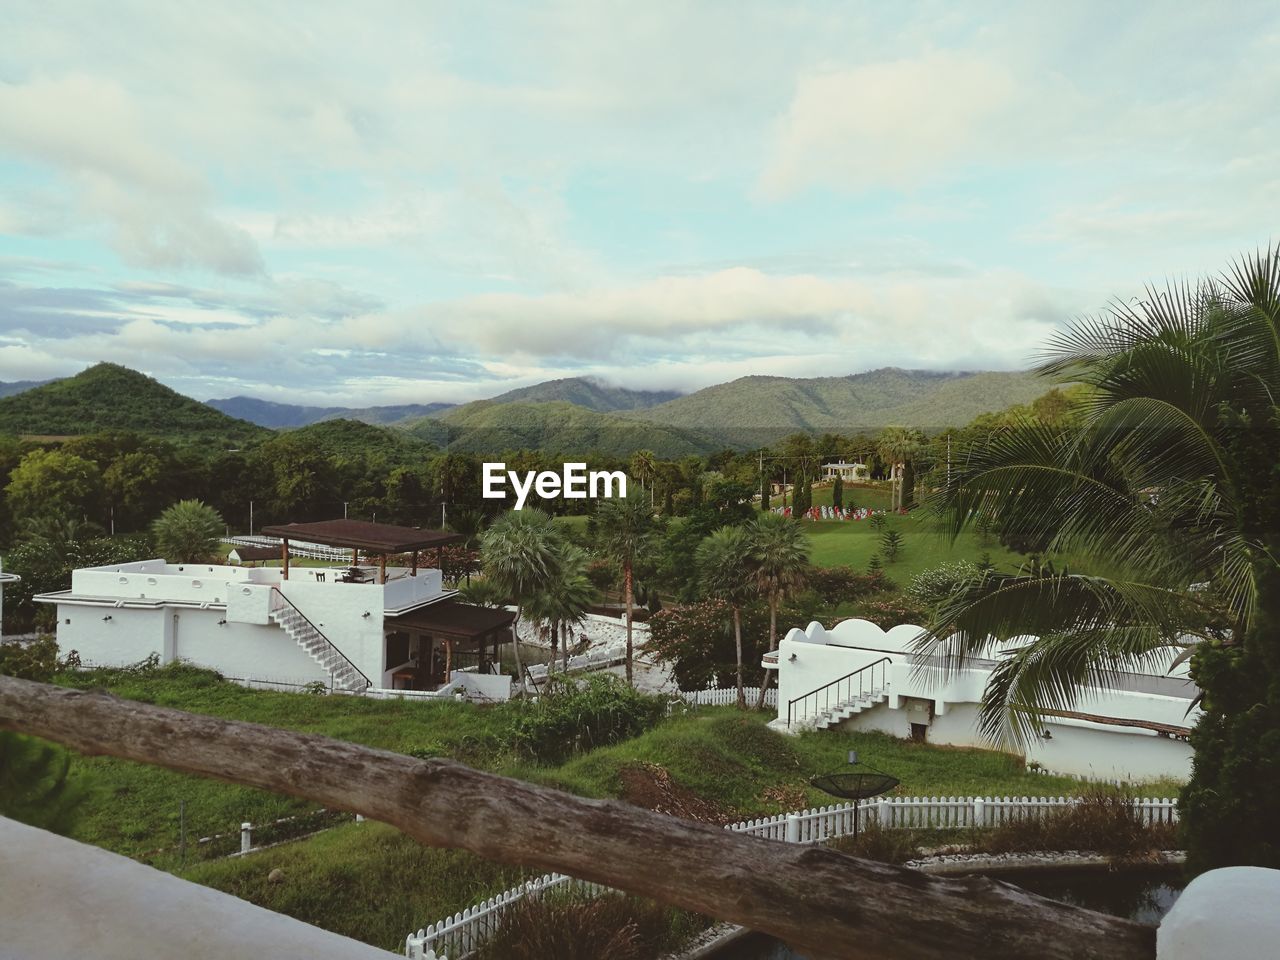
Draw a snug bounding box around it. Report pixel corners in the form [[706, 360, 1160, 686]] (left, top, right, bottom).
[[767, 618, 1198, 781], [821, 461, 869, 482], [35, 519, 515, 699]]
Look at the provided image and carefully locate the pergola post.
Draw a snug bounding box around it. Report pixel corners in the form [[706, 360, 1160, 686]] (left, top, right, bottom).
[[281, 539, 290, 581], [378, 553, 387, 585], [410, 550, 419, 577], [444, 639, 453, 682], [352, 547, 358, 568]]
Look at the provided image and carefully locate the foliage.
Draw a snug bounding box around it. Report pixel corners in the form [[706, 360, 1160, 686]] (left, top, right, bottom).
[[921, 247, 1280, 872], [507, 675, 667, 764], [977, 788, 1180, 858], [151, 499, 224, 563], [0, 732, 87, 836], [905, 561, 983, 612], [0, 635, 60, 681], [832, 475, 843, 510], [847, 594, 928, 630], [879, 529, 903, 562], [477, 890, 709, 960], [0, 363, 266, 447], [5, 448, 102, 525], [696, 525, 756, 705], [806, 565, 891, 605], [3, 533, 153, 633]]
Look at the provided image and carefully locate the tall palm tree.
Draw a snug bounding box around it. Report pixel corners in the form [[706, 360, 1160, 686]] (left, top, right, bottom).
[[479, 509, 566, 687], [876, 427, 923, 510], [920, 247, 1280, 871], [595, 491, 660, 684], [748, 511, 811, 708], [630, 449, 658, 508], [697, 525, 755, 708], [526, 543, 595, 673]]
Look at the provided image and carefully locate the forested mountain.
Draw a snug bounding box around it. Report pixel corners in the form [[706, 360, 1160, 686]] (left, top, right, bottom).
[[206, 396, 454, 428], [406, 400, 719, 458], [626, 368, 1046, 447], [0, 364, 267, 446], [487, 376, 681, 412], [279, 418, 434, 460]]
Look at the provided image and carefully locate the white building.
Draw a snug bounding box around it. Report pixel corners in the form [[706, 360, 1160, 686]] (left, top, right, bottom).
[[821, 461, 869, 482], [35, 519, 515, 699], [0, 561, 20, 630], [767, 618, 1197, 781]]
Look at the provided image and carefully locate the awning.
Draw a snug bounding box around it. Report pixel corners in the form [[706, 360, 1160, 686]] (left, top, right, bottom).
[[385, 600, 516, 641]]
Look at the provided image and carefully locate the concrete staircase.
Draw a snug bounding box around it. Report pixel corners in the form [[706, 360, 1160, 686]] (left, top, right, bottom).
[[810, 689, 888, 730], [269, 603, 370, 692]]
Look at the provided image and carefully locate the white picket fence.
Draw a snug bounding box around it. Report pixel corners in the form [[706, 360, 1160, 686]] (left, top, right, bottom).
[[403, 793, 1179, 959], [221, 535, 354, 562], [680, 685, 778, 708], [405, 873, 608, 960]]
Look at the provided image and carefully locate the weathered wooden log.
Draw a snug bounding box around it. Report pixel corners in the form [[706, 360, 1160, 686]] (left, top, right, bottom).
[[0, 676, 1155, 960]]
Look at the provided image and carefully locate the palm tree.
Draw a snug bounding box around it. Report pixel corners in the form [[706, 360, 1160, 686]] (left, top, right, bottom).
[[152, 500, 223, 562], [697, 526, 755, 708], [527, 543, 595, 672], [748, 511, 811, 708], [630, 449, 658, 509], [595, 491, 660, 684], [920, 247, 1280, 871], [479, 509, 566, 687], [876, 427, 923, 510]]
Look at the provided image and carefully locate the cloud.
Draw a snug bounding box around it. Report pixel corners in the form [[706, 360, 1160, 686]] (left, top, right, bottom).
[[759, 52, 1021, 198], [0, 74, 263, 275]]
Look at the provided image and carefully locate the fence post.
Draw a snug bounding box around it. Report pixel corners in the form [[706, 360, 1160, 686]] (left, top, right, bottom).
[[785, 813, 800, 844], [240, 821, 252, 854], [973, 797, 985, 829]]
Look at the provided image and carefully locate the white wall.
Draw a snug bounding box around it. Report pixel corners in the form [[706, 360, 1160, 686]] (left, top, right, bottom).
[[780, 618, 1196, 781]]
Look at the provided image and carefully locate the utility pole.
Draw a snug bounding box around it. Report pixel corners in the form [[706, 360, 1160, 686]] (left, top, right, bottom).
[[109, 505, 115, 537], [249, 500, 254, 537], [441, 502, 447, 530], [343, 501, 349, 519]]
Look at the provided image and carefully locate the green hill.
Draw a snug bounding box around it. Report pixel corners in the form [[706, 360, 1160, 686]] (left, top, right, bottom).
[[278, 418, 434, 460], [0, 363, 267, 447], [487, 377, 680, 412], [405, 400, 719, 457], [626, 368, 1047, 446]]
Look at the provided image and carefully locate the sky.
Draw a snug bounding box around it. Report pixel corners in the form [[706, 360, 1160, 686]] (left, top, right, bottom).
[[1, 1, 1278, 406]]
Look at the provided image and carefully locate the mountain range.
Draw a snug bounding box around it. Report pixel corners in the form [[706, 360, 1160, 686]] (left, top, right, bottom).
[[0, 364, 1051, 455]]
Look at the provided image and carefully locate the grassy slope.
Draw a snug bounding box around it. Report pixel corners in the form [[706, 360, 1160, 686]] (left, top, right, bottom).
[[55, 668, 1180, 950]]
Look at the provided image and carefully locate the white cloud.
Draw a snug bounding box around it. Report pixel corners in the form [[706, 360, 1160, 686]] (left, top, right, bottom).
[[759, 52, 1021, 197]]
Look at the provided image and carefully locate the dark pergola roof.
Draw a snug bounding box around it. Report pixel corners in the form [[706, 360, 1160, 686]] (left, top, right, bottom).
[[258, 519, 463, 553], [386, 600, 516, 641]]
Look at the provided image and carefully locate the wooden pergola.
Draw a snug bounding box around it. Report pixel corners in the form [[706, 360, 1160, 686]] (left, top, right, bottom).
[[385, 599, 517, 688], [258, 519, 463, 584]]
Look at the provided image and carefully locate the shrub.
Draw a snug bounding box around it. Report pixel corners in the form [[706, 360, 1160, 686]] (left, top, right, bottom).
[[508, 675, 667, 764], [807, 566, 891, 605], [905, 561, 982, 611], [477, 890, 710, 960], [0, 635, 60, 682], [879, 529, 903, 562], [830, 824, 936, 864], [978, 788, 1180, 858]]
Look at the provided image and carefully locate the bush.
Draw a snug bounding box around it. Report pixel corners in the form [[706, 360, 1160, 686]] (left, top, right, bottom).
[[509, 675, 667, 764], [0, 635, 60, 682], [477, 890, 710, 960], [807, 566, 891, 605], [978, 788, 1180, 858], [830, 824, 936, 864]]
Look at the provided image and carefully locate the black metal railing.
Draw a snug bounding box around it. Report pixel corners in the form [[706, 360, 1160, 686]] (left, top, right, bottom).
[[270, 587, 372, 689], [787, 657, 891, 728]]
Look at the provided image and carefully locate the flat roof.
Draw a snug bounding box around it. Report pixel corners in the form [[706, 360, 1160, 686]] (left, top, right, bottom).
[[227, 546, 279, 562], [386, 600, 516, 640], [258, 519, 463, 553]]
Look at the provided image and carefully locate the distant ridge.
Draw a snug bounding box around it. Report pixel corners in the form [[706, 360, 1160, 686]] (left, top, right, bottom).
[[0, 363, 267, 446], [487, 376, 682, 412], [625, 367, 1047, 446], [0, 378, 51, 400], [207, 396, 454, 429]]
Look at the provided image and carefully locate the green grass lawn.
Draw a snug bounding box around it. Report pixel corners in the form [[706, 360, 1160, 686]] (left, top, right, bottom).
[[802, 512, 1026, 579]]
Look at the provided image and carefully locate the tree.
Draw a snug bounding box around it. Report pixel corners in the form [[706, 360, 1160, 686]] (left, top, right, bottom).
[[879, 529, 903, 563], [876, 427, 923, 511], [151, 500, 223, 563], [629, 449, 658, 508], [832, 475, 844, 511], [747, 512, 810, 708], [103, 451, 166, 531], [5, 449, 102, 526], [595, 491, 661, 684], [480, 509, 567, 685], [526, 543, 595, 672], [696, 526, 755, 707], [920, 247, 1280, 872]]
